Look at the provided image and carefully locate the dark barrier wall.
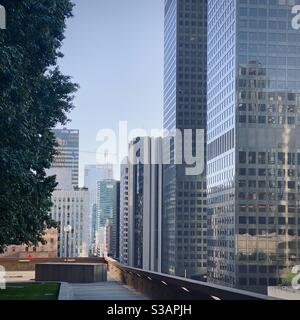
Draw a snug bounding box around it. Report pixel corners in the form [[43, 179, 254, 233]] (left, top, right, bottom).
[[0, 257, 107, 271], [106, 258, 272, 301]]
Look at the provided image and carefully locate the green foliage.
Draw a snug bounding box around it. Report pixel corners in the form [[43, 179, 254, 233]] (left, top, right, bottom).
[[280, 268, 295, 287], [0, 0, 78, 252]]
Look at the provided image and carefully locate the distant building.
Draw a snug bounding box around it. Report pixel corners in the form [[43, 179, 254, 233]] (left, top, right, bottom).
[[96, 180, 120, 258], [84, 164, 114, 255], [121, 137, 163, 272], [51, 188, 89, 258], [119, 158, 129, 265], [0, 229, 58, 259], [103, 218, 113, 258], [84, 165, 114, 192], [48, 129, 79, 189], [46, 167, 73, 191]]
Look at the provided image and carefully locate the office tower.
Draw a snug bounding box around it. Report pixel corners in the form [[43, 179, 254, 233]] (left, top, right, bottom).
[[49, 129, 79, 189], [123, 137, 163, 272], [51, 188, 89, 258], [96, 179, 120, 258], [207, 0, 300, 294], [162, 0, 208, 278], [84, 164, 114, 254], [119, 158, 129, 265]]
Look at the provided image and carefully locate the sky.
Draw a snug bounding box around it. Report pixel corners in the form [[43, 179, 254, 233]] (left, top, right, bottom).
[[58, 0, 164, 185]]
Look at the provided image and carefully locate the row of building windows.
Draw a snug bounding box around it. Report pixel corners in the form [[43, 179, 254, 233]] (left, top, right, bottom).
[[238, 103, 298, 113], [207, 129, 235, 160], [239, 115, 297, 125], [239, 168, 300, 178], [239, 278, 278, 287], [239, 180, 300, 189], [177, 207, 206, 213], [239, 204, 300, 213], [239, 151, 300, 166], [240, 19, 292, 30], [239, 6, 294, 18], [238, 228, 300, 236], [239, 31, 300, 43], [54, 198, 84, 202], [238, 192, 300, 201], [238, 216, 300, 225]]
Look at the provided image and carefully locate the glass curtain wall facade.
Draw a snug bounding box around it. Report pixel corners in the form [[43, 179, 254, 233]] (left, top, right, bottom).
[[52, 129, 79, 188], [163, 0, 208, 278], [207, 0, 300, 294]]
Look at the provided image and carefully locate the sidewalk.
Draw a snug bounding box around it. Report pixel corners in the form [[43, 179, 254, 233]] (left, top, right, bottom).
[[69, 280, 147, 300]]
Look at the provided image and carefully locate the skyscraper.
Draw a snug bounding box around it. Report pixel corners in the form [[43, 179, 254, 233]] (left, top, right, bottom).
[[207, 0, 300, 294], [49, 129, 79, 189], [96, 179, 120, 258], [162, 0, 208, 278], [120, 137, 163, 272], [84, 164, 114, 254], [119, 158, 130, 265]]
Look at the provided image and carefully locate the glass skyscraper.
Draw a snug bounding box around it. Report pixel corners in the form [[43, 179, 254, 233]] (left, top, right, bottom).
[[97, 179, 120, 258], [207, 0, 300, 293], [163, 0, 208, 278], [51, 128, 79, 188]]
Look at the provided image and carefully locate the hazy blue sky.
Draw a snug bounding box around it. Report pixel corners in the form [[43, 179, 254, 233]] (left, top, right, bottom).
[[58, 0, 164, 185]]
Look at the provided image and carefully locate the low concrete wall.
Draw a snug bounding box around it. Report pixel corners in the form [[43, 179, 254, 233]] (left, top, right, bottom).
[[0, 257, 107, 271], [107, 258, 272, 301], [268, 287, 300, 300], [36, 263, 107, 284]]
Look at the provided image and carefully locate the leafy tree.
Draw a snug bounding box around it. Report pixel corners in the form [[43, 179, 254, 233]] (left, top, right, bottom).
[[280, 268, 295, 287], [0, 0, 78, 252]]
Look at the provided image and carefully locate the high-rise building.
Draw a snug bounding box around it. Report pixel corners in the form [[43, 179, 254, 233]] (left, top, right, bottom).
[[84, 164, 114, 254], [84, 165, 114, 193], [119, 158, 129, 265], [96, 179, 120, 258], [207, 0, 300, 294], [121, 137, 163, 272], [48, 129, 79, 189], [51, 188, 89, 258], [103, 218, 113, 258], [162, 0, 208, 278]]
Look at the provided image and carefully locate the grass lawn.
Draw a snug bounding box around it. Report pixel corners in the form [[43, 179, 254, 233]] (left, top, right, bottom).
[[0, 283, 60, 300]]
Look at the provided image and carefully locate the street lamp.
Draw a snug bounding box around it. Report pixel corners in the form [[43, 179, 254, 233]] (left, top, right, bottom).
[[64, 225, 72, 262]]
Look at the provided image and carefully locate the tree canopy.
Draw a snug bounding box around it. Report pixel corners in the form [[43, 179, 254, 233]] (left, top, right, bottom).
[[0, 0, 78, 252]]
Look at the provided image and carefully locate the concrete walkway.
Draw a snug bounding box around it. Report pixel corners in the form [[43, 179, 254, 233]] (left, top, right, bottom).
[[4, 271, 147, 300], [69, 280, 147, 300]]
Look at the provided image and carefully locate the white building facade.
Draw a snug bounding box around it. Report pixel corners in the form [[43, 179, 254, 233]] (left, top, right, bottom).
[[51, 188, 89, 258]]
